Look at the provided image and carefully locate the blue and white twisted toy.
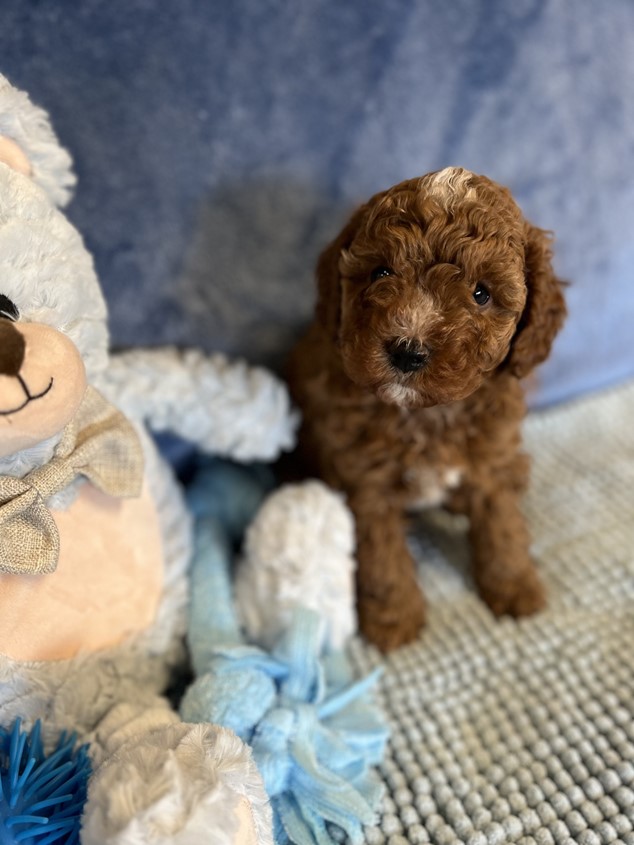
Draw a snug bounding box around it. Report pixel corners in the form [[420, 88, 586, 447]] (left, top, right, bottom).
[[181, 459, 388, 845]]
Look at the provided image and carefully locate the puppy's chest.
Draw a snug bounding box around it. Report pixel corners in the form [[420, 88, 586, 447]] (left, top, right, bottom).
[[395, 404, 470, 510]]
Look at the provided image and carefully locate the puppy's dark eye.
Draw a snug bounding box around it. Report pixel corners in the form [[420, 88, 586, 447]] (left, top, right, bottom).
[[473, 284, 490, 306], [0, 294, 19, 321], [370, 266, 393, 282]]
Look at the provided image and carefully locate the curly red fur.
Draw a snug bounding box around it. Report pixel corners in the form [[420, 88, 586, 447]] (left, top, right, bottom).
[[288, 168, 567, 651]]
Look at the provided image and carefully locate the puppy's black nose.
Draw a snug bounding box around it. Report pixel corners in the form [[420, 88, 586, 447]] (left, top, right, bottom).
[[0, 319, 25, 377], [386, 339, 429, 373]]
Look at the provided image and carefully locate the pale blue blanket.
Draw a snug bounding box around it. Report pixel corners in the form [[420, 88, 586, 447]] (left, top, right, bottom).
[[3, 0, 633, 405]]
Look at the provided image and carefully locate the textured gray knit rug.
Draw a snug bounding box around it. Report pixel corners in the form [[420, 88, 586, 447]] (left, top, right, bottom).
[[350, 381, 634, 845]]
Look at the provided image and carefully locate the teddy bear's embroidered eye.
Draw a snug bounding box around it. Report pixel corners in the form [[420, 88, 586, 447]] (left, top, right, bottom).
[[0, 294, 19, 321], [473, 284, 490, 306], [370, 266, 393, 282]]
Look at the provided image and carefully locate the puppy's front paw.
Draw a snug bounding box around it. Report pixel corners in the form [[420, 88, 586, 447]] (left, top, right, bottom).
[[478, 566, 546, 619], [358, 584, 427, 652]]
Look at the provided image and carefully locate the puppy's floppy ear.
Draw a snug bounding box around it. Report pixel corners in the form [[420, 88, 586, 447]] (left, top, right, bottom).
[[505, 223, 567, 379], [315, 205, 368, 341]]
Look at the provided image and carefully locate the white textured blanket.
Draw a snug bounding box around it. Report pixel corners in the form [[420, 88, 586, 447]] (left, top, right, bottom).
[[352, 381, 634, 845]]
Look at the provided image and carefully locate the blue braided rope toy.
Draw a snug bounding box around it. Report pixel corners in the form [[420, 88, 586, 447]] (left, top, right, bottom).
[[181, 459, 388, 845]]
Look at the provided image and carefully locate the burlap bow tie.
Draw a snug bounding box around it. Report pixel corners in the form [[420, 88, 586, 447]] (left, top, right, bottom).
[[0, 386, 144, 576]]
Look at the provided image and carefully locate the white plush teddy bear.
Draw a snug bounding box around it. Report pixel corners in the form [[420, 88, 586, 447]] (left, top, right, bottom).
[[0, 74, 305, 845]]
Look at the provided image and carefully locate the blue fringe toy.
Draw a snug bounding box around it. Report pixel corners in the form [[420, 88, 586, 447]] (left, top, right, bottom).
[[181, 459, 389, 845]]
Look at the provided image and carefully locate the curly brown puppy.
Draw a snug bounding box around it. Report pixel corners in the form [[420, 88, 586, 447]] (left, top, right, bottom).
[[288, 167, 567, 652]]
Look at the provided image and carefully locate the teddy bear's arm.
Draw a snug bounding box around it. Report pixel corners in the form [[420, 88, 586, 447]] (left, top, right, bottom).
[[95, 347, 298, 462]]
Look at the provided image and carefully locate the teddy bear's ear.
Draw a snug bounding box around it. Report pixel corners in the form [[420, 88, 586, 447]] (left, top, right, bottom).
[[0, 135, 32, 176], [504, 223, 567, 379], [0, 74, 76, 207]]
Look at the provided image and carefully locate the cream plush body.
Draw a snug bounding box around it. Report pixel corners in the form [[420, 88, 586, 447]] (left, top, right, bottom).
[[0, 75, 299, 844]]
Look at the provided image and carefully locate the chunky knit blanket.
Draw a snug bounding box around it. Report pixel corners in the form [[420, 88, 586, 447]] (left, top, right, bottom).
[[352, 381, 634, 845]]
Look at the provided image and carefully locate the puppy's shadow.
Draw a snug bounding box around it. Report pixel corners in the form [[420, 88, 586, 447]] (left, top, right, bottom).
[[172, 179, 352, 373], [408, 508, 474, 600]]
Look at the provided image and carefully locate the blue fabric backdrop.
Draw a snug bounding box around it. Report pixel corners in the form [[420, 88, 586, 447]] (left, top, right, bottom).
[[2, 0, 633, 406]]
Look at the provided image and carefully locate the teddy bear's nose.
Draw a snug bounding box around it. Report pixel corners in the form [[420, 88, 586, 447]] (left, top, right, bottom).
[[0, 319, 25, 377]]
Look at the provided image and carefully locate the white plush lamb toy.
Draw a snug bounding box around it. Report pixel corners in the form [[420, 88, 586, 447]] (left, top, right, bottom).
[[0, 74, 307, 844]]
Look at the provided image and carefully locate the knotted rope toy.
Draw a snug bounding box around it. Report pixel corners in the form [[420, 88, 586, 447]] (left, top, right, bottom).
[[180, 459, 388, 845]]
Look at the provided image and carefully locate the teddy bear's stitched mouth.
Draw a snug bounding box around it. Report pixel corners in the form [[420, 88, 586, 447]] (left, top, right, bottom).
[[0, 375, 54, 416]]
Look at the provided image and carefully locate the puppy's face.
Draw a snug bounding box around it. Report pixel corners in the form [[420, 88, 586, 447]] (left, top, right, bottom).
[[321, 169, 561, 408]]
